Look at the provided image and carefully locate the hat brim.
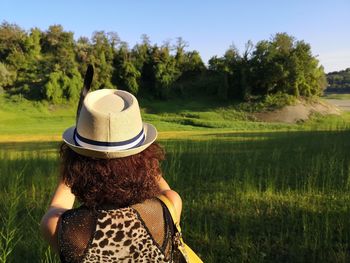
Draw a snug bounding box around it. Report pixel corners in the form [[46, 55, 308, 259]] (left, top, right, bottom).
[[62, 123, 157, 159]]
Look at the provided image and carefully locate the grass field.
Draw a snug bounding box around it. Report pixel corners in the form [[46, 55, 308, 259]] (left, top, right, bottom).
[[1, 94, 350, 262], [2, 131, 350, 262], [323, 93, 350, 100], [2, 93, 350, 138]]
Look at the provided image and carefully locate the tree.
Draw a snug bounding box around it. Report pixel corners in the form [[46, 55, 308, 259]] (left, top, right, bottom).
[[238, 41, 254, 100], [327, 68, 350, 89], [174, 37, 189, 70], [0, 62, 16, 89], [152, 45, 180, 98], [25, 28, 41, 58], [0, 22, 327, 103], [41, 25, 77, 74], [0, 21, 26, 60], [131, 34, 152, 93], [90, 31, 115, 89], [249, 33, 326, 97], [208, 44, 245, 100], [107, 31, 120, 50], [43, 67, 83, 103], [208, 56, 230, 99], [75, 36, 91, 74], [179, 51, 205, 78], [44, 71, 64, 103], [63, 68, 83, 101], [113, 43, 141, 95]]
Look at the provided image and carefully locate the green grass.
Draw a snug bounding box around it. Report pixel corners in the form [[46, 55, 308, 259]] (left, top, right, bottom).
[[2, 94, 350, 262], [1, 130, 350, 262], [0, 95, 75, 136], [322, 93, 350, 100], [2, 94, 350, 139]]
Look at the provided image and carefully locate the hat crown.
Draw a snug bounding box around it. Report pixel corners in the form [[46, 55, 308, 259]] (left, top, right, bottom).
[[63, 65, 157, 158], [76, 89, 143, 143], [92, 93, 126, 115]]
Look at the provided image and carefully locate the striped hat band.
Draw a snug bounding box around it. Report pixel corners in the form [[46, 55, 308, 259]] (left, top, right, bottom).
[[73, 128, 146, 152]]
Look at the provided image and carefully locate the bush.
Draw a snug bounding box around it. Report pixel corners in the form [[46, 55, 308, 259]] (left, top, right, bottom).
[[262, 92, 297, 110], [238, 92, 297, 112], [43, 69, 83, 103]]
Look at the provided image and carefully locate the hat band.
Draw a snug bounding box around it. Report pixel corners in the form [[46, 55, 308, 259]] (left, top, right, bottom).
[[74, 128, 145, 151]]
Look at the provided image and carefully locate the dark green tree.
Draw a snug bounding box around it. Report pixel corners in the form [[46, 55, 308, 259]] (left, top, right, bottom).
[[113, 43, 141, 95], [89, 31, 115, 89], [152, 45, 180, 98]]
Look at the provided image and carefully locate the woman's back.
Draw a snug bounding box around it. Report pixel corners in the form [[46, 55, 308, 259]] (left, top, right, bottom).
[[40, 77, 184, 262], [58, 199, 173, 263]]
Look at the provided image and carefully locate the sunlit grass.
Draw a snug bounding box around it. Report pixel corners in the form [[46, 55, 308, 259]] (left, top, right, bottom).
[[2, 94, 350, 262], [1, 130, 350, 262], [2, 93, 350, 140], [322, 93, 350, 100]]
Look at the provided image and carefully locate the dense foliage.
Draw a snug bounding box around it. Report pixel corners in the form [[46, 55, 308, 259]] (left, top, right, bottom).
[[0, 22, 327, 103], [208, 34, 327, 100], [327, 68, 350, 90]]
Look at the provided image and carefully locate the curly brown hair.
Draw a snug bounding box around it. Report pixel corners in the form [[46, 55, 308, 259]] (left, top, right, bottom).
[[59, 142, 165, 208]]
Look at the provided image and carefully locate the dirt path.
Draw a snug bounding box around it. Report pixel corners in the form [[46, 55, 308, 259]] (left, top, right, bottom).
[[324, 99, 350, 112]]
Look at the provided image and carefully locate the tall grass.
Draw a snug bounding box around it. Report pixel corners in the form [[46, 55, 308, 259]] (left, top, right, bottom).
[[0, 171, 23, 263], [0, 142, 60, 262], [1, 130, 350, 262], [161, 130, 350, 262]]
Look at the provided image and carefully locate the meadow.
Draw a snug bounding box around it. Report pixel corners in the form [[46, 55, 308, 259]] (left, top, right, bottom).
[[1, 94, 350, 262]]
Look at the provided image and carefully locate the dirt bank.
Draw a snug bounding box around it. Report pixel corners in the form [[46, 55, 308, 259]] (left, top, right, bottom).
[[253, 99, 341, 123]]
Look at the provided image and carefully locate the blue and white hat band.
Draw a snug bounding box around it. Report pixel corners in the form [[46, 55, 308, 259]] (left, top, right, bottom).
[[74, 128, 145, 151]]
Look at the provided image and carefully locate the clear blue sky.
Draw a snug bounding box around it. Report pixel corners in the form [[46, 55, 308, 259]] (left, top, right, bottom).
[[1, 0, 349, 72]]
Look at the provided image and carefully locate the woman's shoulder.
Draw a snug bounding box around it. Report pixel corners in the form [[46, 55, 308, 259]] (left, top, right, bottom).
[[60, 205, 93, 222], [59, 205, 96, 238], [58, 206, 97, 262], [159, 190, 182, 223]]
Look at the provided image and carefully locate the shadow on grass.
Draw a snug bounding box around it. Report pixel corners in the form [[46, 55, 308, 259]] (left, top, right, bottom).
[[184, 197, 350, 263], [139, 96, 239, 114], [0, 141, 61, 152]]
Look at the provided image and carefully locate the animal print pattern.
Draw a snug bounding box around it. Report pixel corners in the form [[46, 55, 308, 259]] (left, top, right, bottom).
[[82, 207, 171, 263]]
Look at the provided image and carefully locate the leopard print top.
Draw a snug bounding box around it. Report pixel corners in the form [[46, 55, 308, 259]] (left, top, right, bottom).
[[58, 199, 174, 263]]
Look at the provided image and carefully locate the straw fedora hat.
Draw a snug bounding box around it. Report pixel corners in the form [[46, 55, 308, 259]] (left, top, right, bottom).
[[62, 65, 157, 158]]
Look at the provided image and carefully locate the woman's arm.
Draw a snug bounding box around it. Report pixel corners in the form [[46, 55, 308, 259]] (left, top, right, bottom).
[[157, 176, 182, 223], [40, 180, 75, 252]]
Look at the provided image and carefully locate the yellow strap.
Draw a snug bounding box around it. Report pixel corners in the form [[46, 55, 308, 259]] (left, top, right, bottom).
[[157, 195, 204, 263], [157, 195, 182, 232]]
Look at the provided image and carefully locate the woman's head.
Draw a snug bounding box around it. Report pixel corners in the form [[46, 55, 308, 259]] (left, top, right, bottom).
[[63, 89, 158, 159], [60, 142, 165, 208]]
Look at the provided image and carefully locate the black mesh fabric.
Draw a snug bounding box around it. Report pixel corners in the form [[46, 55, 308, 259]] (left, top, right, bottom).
[[132, 199, 174, 260], [58, 199, 174, 262], [162, 201, 175, 259], [58, 206, 96, 263]]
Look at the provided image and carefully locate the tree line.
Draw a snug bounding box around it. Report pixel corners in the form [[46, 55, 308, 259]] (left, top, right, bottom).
[[327, 68, 350, 90], [0, 21, 327, 103]]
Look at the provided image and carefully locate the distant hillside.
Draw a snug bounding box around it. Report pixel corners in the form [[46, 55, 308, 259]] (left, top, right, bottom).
[[326, 68, 350, 91]]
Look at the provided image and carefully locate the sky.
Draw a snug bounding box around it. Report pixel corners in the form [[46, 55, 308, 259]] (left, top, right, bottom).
[[1, 0, 349, 73]]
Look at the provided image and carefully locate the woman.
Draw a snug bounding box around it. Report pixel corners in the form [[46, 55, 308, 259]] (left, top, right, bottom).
[[40, 66, 182, 262]]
